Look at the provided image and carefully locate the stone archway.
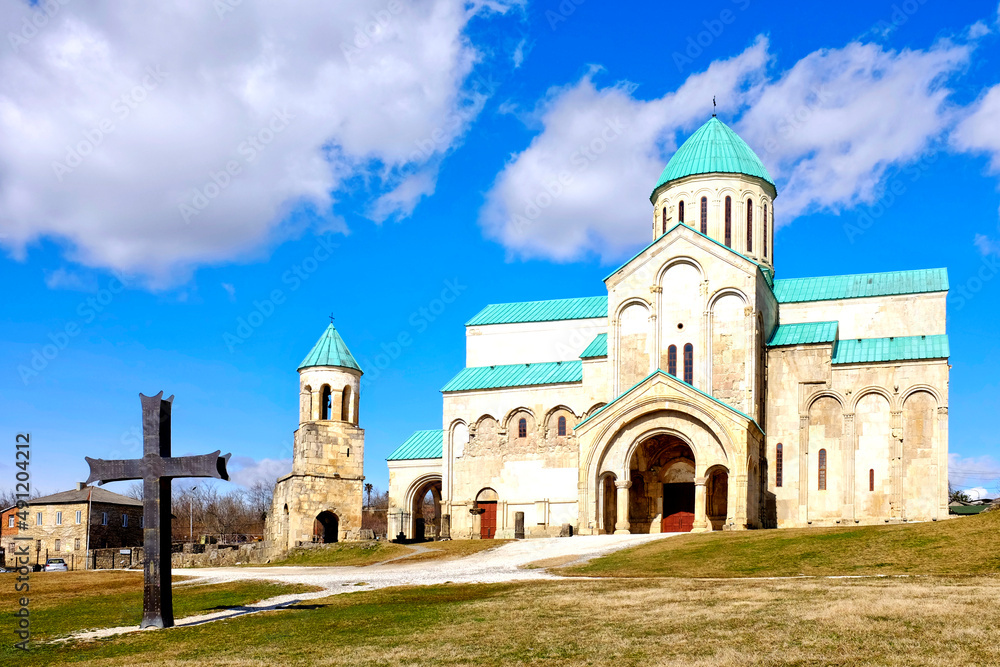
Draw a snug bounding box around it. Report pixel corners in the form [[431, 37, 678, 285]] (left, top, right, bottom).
[[599, 474, 617, 534], [408, 476, 442, 541], [313, 511, 339, 543], [628, 434, 697, 533]]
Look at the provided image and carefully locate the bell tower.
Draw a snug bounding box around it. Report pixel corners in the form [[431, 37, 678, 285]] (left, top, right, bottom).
[[267, 322, 366, 552], [649, 116, 777, 270]]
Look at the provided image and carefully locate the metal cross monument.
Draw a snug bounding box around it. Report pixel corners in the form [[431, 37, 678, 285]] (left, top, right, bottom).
[[85, 392, 231, 628]]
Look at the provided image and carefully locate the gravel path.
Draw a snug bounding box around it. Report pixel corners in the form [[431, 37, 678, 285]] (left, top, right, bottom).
[[61, 533, 677, 642]]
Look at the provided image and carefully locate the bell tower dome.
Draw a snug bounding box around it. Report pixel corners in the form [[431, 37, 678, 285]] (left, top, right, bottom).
[[650, 116, 777, 268]]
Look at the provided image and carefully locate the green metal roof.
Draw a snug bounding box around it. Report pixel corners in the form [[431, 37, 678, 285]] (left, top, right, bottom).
[[580, 333, 608, 359], [768, 321, 839, 347], [442, 360, 583, 392], [653, 117, 774, 195], [387, 429, 443, 461], [466, 296, 608, 326], [298, 324, 362, 372], [575, 369, 763, 434], [831, 334, 949, 365], [773, 268, 948, 303]]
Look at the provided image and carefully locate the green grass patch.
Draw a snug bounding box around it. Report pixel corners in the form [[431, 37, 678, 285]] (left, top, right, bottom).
[[0, 570, 317, 643], [567, 511, 1000, 578], [261, 540, 409, 567]]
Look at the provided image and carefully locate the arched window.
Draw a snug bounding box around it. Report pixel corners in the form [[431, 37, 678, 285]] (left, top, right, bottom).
[[776, 443, 783, 487], [724, 196, 732, 247], [518, 418, 527, 438], [667, 345, 677, 376], [746, 198, 753, 253], [678, 200, 684, 224], [683, 343, 694, 384], [557, 416, 567, 436], [341, 385, 352, 422], [869, 468, 875, 492], [763, 202, 769, 258], [818, 449, 827, 491], [700, 196, 708, 234], [661, 206, 667, 234], [320, 385, 332, 420]]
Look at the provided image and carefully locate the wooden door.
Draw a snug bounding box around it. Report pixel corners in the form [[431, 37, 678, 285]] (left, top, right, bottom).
[[661, 482, 695, 532], [479, 502, 497, 539]]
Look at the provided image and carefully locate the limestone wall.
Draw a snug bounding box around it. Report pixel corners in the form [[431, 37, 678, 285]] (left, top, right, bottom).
[[778, 292, 946, 339], [766, 343, 948, 527], [466, 317, 607, 367]]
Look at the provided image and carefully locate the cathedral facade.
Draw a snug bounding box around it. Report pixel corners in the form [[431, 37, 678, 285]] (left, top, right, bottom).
[[387, 117, 950, 539]]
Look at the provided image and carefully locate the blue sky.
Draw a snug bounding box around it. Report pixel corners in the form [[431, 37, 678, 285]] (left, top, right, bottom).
[[2, 0, 1000, 499]]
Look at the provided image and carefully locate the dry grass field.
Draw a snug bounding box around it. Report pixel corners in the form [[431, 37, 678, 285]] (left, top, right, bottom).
[[5, 576, 1000, 665], [3, 514, 997, 665], [260, 538, 510, 567]]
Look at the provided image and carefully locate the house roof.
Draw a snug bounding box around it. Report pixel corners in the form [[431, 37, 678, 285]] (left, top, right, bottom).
[[387, 429, 443, 461], [442, 360, 583, 393], [31, 486, 143, 507], [653, 117, 775, 194], [298, 323, 362, 373], [949, 504, 989, 515], [575, 368, 763, 434], [768, 321, 839, 347], [580, 333, 608, 359], [831, 334, 949, 365], [773, 268, 948, 303], [465, 296, 608, 327]]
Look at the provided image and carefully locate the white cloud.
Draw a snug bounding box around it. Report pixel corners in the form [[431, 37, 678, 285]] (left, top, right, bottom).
[[961, 486, 991, 500], [221, 282, 237, 301], [738, 40, 969, 221], [369, 167, 440, 222], [967, 21, 991, 40], [479, 38, 770, 262], [228, 456, 291, 489], [480, 35, 972, 261], [44, 267, 97, 291], [0, 1, 510, 283], [952, 84, 1000, 172]]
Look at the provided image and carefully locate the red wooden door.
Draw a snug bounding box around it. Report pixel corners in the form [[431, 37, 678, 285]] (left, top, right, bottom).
[[661, 482, 695, 532], [479, 502, 497, 539]]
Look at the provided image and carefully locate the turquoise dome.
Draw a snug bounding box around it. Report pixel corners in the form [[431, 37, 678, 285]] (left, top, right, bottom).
[[652, 117, 774, 195]]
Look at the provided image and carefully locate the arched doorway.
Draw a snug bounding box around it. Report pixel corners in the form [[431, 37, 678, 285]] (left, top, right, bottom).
[[629, 434, 696, 533], [600, 474, 617, 534], [313, 511, 339, 543], [408, 477, 442, 541], [475, 488, 498, 539], [706, 466, 729, 531]]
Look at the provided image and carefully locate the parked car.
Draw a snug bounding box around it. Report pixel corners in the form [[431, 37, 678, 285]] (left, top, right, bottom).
[[43, 558, 68, 572]]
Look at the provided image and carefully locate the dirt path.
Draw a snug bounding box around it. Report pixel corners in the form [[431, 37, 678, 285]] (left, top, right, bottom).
[[60, 533, 677, 642]]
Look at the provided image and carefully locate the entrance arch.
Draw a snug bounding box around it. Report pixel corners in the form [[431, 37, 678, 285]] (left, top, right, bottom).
[[475, 488, 499, 539], [313, 511, 339, 543], [406, 475, 443, 541], [599, 473, 617, 534], [628, 434, 696, 533]]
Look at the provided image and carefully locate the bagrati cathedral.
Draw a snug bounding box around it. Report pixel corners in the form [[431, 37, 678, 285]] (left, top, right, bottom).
[[267, 116, 950, 549]]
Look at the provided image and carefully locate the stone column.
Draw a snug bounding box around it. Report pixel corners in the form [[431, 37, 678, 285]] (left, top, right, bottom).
[[310, 389, 321, 421], [691, 477, 710, 532], [614, 479, 631, 534], [843, 413, 856, 523]]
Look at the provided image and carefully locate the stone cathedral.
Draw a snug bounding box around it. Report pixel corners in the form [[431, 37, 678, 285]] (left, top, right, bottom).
[[386, 116, 950, 540]]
